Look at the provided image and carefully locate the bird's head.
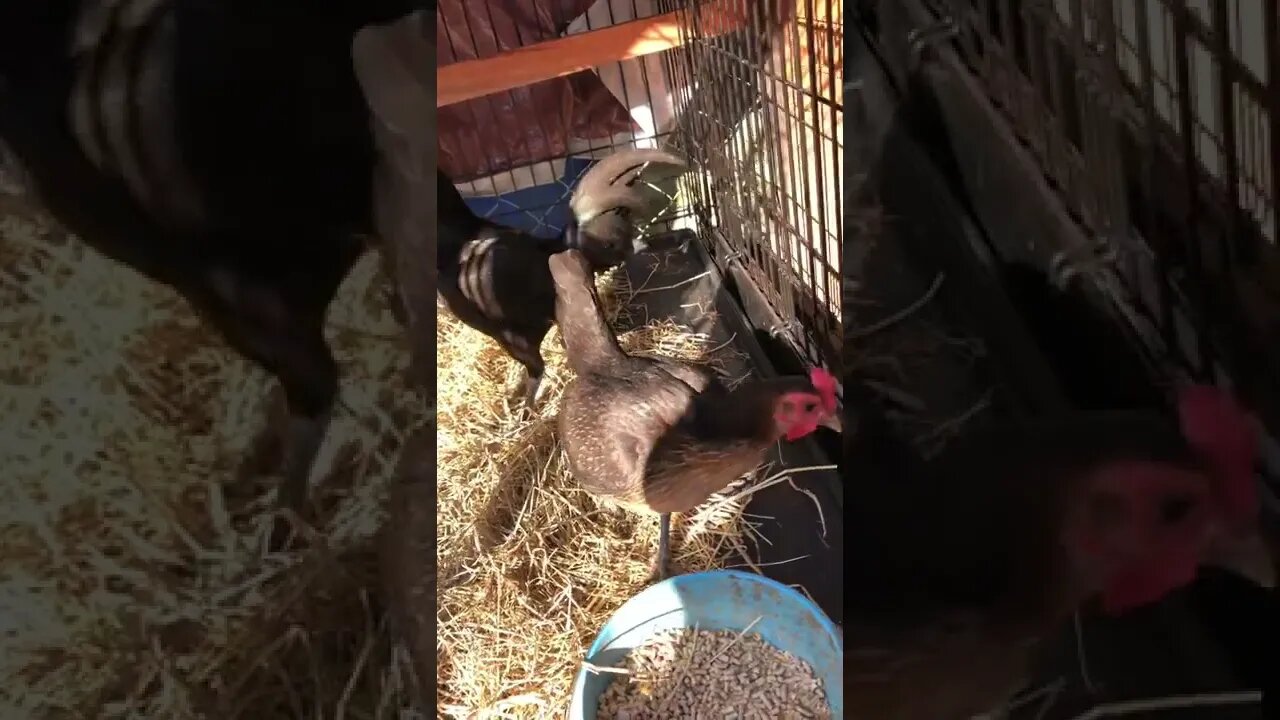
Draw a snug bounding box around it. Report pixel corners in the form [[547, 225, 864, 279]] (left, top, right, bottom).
[[773, 367, 842, 441], [564, 214, 636, 271], [1063, 384, 1259, 614]]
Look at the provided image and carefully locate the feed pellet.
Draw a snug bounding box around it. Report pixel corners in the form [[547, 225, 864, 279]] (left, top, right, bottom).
[[594, 627, 830, 720]]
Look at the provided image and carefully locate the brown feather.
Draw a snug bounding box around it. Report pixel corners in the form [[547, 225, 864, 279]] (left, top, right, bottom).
[[354, 17, 434, 708], [552, 248, 827, 513], [351, 10, 432, 387]]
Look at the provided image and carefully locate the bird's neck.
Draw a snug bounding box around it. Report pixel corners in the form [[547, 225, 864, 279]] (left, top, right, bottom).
[[554, 268, 624, 372], [684, 378, 801, 441]]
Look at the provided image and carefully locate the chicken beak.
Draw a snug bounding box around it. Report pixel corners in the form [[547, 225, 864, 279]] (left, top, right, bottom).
[[819, 414, 842, 433]]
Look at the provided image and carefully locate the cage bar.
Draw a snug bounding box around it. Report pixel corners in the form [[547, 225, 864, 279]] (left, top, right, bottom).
[[659, 0, 843, 369], [437, 2, 764, 107], [895, 0, 1280, 499]]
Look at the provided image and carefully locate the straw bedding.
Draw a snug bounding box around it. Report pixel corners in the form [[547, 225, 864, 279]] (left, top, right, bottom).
[[436, 266, 769, 718], [0, 200, 428, 719]]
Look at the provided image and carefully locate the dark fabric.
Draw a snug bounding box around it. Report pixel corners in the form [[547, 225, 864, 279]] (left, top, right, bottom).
[[1183, 566, 1280, 694]]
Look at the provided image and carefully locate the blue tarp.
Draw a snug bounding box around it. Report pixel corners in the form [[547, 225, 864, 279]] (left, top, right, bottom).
[[461, 156, 594, 239]]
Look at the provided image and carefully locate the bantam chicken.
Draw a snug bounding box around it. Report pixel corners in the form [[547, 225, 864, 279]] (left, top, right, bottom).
[[550, 247, 840, 580], [841, 380, 1261, 719], [438, 149, 686, 409]]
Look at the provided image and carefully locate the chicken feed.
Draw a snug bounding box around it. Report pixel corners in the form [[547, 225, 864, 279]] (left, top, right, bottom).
[[0, 196, 428, 719], [593, 627, 830, 720], [436, 260, 788, 719]]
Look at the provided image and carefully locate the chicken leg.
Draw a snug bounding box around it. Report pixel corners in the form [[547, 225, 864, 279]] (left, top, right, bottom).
[[195, 253, 354, 548], [653, 512, 672, 582], [517, 371, 543, 410]]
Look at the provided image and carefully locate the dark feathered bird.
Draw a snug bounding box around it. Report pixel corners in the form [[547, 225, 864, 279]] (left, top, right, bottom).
[[840, 380, 1263, 719], [0, 0, 415, 523], [437, 149, 687, 409], [549, 247, 840, 579]]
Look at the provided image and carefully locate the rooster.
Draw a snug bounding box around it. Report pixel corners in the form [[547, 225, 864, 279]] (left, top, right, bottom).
[[437, 149, 686, 409], [0, 0, 415, 529], [550, 247, 840, 580], [841, 380, 1262, 719]]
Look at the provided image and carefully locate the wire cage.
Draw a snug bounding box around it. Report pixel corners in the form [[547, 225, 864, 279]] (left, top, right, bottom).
[[436, 0, 843, 375], [434, 3, 844, 714], [660, 0, 844, 371], [895, 0, 1280, 506]]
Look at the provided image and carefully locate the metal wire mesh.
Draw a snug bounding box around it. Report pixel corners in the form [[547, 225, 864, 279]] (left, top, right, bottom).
[[436, 0, 689, 237], [921, 0, 1280, 497], [437, 0, 844, 374], [450, 156, 685, 241], [659, 0, 844, 371], [942, 0, 1274, 244]]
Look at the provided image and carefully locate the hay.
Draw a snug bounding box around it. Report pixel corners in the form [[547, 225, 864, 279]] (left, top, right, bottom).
[[436, 267, 769, 718], [0, 201, 428, 719]]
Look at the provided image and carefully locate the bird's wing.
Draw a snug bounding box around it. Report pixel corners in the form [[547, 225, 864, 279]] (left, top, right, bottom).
[[450, 231, 557, 331], [592, 362, 706, 436], [652, 357, 716, 394], [561, 367, 697, 494]]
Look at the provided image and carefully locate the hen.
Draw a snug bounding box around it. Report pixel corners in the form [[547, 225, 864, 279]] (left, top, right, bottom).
[[0, 0, 414, 523], [550, 248, 840, 580], [842, 380, 1261, 719], [438, 149, 686, 408], [351, 10, 432, 388]]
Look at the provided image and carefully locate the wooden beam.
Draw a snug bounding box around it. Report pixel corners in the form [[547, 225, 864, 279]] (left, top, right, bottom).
[[437, 1, 751, 107]]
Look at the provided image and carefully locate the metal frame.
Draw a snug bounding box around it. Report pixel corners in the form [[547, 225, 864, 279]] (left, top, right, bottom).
[[660, 0, 844, 372], [437, 0, 844, 374], [894, 0, 1280, 469], [436, 0, 690, 236]]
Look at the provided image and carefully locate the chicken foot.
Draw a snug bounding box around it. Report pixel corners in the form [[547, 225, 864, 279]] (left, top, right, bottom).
[[195, 264, 346, 551], [236, 388, 333, 520], [262, 403, 335, 551], [516, 370, 543, 411], [497, 331, 547, 413]]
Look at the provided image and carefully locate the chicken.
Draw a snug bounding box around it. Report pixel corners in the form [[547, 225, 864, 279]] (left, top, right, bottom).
[[549, 247, 841, 580], [437, 148, 686, 409], [351, 9, 432, 388], [841, 380, 1260, 719], [0, 1, 416, 532]]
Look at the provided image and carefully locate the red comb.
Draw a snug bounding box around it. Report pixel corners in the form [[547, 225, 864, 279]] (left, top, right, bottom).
[[809, 367, 838, 413], [1177, 384, 1259, 522]]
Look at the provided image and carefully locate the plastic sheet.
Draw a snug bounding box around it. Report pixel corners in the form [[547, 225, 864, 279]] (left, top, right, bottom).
[[437, 0, 637, 183]]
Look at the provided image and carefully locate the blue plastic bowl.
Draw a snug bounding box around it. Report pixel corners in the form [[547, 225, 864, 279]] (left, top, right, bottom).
[[568, 569, 843, 719]]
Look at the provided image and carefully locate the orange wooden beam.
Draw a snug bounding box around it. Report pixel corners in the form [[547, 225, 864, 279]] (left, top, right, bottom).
[[437, 1, 751, 108]]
